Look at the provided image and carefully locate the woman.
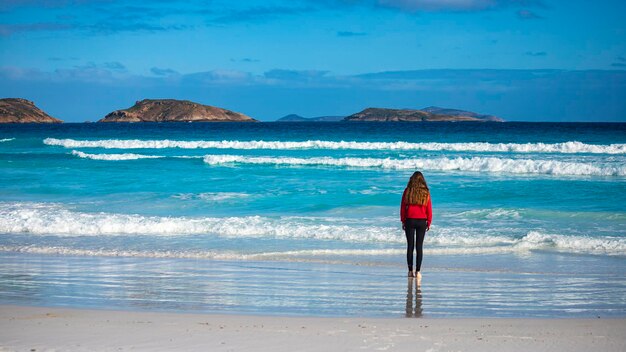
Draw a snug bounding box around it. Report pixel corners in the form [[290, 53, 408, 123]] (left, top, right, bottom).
[[400, 171, 432, 282]]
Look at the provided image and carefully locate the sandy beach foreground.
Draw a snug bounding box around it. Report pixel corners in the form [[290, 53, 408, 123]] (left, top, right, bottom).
[[1, 305, 624, 351]]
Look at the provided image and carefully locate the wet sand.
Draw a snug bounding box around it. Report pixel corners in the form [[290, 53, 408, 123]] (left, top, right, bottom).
[[1, 305, 625, 351]]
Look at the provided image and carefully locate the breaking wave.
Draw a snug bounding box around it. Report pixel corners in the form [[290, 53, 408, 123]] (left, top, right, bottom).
[[1, 202, 624, 256], [43, 138, 626, 154], [71, 150, 164, 160], [0, 138, 15, 143], [1, 231, 624, 259], [65, 149, 626, 177], [202, 155, 626, 176], [0, 202, 395, 242]]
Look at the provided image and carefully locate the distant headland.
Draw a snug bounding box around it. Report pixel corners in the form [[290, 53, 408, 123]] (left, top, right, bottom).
[[0, 98, 62, 123]]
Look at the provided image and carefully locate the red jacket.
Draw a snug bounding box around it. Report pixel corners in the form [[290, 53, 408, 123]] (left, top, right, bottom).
[[400, 188, 432, 226]]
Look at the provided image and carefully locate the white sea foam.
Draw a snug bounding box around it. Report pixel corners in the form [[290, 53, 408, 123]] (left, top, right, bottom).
[[0, 246, 526, 259], [202, 155, 626, 176], [65, 150, 626, 177], [454, 208, 522, 220], [0, 246, 403, 260], [172, 192, 251, 201], [1, 230, 625, 260], [0, 138, 15, 143], [1, 202, 624, 256], [43, 138, 626, 154], [349, 186, 386, 195], [0, 202, 396, 242], [514, 231, 626, 254], [71, 150, 164, 160]]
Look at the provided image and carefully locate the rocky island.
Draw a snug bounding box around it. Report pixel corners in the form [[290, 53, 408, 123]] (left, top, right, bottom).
[[276, 114, 345, 122], [0, 98, 62, 123], [98, 99, 256, 123], [344, 106, 503, 122]]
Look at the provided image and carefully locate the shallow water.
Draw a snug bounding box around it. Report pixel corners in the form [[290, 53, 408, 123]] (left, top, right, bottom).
[[1, 122, 625, 317], [1, 252, 624, 318]]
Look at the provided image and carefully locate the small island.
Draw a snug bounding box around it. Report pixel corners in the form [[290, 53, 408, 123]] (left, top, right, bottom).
[[276, 114, 345, 122], [344, 106, 503, 122], [98, 99, 257, 123], [0, 98, 63, 123]]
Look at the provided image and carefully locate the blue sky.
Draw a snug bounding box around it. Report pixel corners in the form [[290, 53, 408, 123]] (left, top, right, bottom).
[[0, 0, 625, 122]]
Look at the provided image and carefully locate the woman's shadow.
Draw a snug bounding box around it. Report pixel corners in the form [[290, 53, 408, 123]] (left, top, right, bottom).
[[405, 277, 423, 318]]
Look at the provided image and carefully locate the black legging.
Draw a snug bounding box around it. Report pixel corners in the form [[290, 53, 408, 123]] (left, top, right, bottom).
[[404, 218, 427, 272]]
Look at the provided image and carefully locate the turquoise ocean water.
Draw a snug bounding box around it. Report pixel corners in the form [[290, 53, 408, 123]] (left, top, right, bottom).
[[1, 122, 625, 317]]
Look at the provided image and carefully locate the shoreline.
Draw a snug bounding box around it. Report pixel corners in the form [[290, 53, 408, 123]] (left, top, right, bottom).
[[1, 305, 625, 351], [2, 252, 625, 319]]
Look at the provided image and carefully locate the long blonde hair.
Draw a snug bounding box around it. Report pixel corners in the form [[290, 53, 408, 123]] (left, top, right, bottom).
[[404, 171, 429, 205]]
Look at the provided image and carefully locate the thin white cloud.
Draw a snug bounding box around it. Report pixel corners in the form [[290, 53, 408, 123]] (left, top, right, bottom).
[[3, 66, 624, 95]]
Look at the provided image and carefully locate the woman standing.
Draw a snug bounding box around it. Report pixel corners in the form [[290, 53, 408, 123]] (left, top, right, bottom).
[[400, 171, 432, 283]]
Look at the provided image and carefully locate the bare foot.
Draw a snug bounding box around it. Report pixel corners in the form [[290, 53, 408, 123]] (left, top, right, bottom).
[[408, 271, 415, 278], [416, 272, 422, 285]]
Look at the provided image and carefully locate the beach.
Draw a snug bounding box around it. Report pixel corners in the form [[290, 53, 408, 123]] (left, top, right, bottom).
[[1, 305, 625, 351], [3, 0, 626, 349], [1, 122, 625, 350]]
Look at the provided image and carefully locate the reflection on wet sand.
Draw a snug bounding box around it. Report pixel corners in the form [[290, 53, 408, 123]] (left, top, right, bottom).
[[405, 277, 422, 318], [3, 253, 625, 318]]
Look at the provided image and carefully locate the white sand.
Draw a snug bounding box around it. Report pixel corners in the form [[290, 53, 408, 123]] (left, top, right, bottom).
[[1, 305, 625, 351]]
